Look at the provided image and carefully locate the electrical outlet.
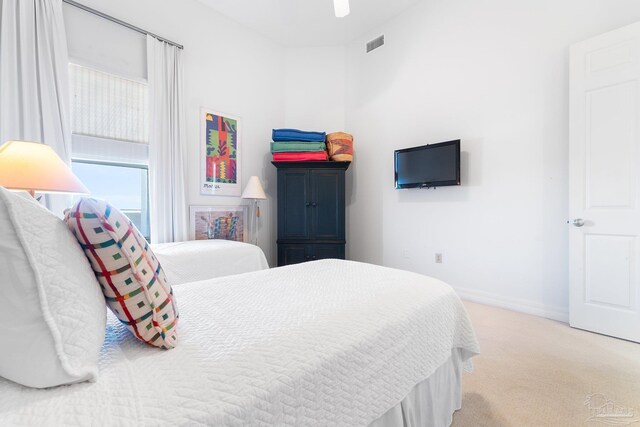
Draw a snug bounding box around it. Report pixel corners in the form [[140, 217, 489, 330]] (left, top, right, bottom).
[[435, 253, 443, 263], [402, 249, 410, 259]]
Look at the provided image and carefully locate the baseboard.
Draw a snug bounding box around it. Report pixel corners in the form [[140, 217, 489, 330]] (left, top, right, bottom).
[[453, 286, 569, 323]]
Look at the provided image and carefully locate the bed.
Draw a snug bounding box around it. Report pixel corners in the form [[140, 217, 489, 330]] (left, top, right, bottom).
[[0, 259, 479, 426], [151, 239, 269, 284]]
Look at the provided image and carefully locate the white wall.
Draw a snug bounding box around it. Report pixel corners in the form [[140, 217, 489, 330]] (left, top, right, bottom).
[[284, 46, 346, 132], [67, 0, 286, 265], [344, 0, 640, 321]]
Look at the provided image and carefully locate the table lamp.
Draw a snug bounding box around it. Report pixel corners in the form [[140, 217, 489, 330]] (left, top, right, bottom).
[[0, 140, 89, 197], [241, 176, 267, 245]]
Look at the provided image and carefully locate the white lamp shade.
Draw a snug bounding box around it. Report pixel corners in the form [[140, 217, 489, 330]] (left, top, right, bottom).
[[334, 0, 350, 17], [0, 140, 89, 195], [241, 176, 267, 200]]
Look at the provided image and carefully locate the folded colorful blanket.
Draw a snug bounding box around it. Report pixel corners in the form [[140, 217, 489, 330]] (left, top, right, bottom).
[[273, 151, 328, 162], [326, 132, 354, 162], [272, 128, 326, 142], [271, 141, 326, 153]]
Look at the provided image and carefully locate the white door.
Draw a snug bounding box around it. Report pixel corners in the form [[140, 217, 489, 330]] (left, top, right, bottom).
[[570, 22, 640, 343]]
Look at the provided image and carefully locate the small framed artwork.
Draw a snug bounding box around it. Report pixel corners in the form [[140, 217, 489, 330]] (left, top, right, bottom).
[[200, 108, 242, 196], [190, 205, 248, 242]]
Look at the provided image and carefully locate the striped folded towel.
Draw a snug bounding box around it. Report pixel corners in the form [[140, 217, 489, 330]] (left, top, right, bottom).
[[271, 141, 327, 153], [272, 151, 328, 162], [272, 128, 326, 142]]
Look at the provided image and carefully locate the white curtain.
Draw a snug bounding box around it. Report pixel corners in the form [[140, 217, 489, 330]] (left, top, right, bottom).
[[147, 35, 187, 243], [0, 0, 72, 215]]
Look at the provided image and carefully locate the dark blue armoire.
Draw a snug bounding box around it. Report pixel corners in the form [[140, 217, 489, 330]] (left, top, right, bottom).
[[273, 161, 350, 266]]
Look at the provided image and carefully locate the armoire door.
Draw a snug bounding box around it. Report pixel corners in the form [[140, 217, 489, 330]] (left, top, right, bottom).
[[277, 170, 311, 240], [310, 170, 345, 240], [312, 244, 345, 261], [278, 244, 308, 266]]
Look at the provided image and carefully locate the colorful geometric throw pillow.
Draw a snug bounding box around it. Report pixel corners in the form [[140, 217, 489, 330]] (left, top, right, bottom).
[[66, 198, 178, 349]]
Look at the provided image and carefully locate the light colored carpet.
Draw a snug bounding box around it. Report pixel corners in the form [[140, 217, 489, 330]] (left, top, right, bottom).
[[451, 301, 640, 427]]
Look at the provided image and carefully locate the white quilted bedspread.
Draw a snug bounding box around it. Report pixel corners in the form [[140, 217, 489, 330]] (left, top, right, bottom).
[[0, 260, 479, 426], [152, 240, 269, 285]]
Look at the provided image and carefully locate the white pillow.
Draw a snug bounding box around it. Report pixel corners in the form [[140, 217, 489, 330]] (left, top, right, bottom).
[[0, 188, 106, 388]]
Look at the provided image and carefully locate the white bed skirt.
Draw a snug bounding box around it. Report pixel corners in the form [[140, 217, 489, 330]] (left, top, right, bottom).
[[370, 348, 465, 427]]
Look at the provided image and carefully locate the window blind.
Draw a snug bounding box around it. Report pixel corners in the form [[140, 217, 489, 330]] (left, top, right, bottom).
[[70, 63, 148, 144]]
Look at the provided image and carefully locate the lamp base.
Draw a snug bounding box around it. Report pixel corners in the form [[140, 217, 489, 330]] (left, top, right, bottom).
[[250, 199, 260, 246]]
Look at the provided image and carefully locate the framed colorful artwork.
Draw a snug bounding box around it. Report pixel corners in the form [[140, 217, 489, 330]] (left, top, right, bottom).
[[189, 205, 248, 242], [200, 108, 241, 196]]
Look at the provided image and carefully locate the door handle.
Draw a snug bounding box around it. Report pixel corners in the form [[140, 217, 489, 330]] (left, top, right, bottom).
[[312, 202, 317, 207], [572, 218, 585, 227], [305, 202, 311, 207]]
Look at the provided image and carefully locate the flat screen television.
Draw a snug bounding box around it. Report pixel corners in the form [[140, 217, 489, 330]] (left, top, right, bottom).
[[394, 140, 460, 189]]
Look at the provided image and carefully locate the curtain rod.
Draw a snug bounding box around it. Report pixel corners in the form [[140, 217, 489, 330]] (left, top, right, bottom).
[[62, 0, 184, 50]]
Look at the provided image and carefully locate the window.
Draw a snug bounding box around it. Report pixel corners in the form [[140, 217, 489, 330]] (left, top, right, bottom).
[[71, 160, 150, 238], [69, 63, 150, 239]]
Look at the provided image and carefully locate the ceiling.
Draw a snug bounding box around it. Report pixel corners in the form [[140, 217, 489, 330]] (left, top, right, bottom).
[[195, 0, 423, 47]]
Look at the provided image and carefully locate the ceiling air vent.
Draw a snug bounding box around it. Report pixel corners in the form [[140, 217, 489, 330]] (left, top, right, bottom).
[[366, 35, 384, 53]]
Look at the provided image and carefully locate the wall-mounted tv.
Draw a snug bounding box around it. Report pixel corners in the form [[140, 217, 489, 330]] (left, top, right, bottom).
[[394, 140, 461, 189]]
